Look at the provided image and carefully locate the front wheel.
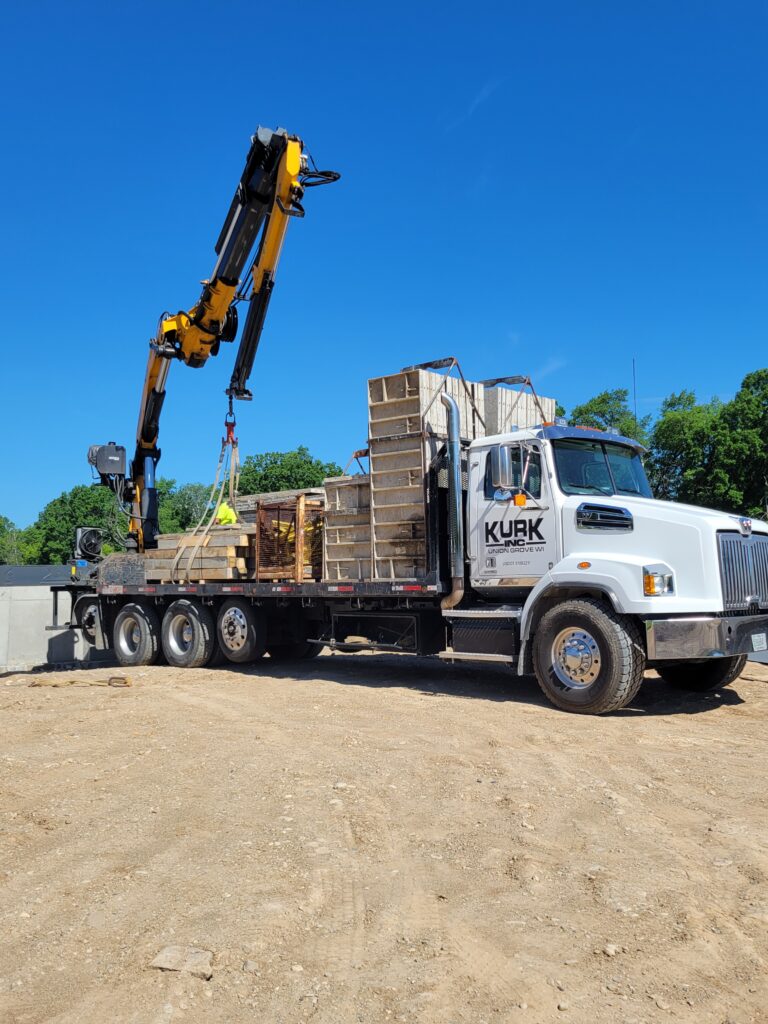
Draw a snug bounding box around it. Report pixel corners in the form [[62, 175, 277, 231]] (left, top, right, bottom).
[[656, 655, 747, 691], [532, 598, 645, 714]]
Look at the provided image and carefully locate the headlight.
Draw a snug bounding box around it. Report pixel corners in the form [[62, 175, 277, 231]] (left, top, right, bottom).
[[643, 567, 674, 596]]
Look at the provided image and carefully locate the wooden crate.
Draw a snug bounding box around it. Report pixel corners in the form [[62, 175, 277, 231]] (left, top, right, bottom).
[[235, 490, 325, 582], [366, 370, 483, 580], [484, 388, 556, 436], [252, 497, 324, 582], [323, 475, 371, 581], [363, 368, 556, 581]]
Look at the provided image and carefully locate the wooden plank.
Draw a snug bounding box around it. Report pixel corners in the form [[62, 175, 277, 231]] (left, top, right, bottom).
[[155, 531, 254, 550], [148, 545, 251, 558], [143, 559, 247, 574], [144, 568, 244, 581], [145, 549, 245, 560], [253, 518, 260, 582], [295, 494, 306, 584], [234, 487, 324, 508]]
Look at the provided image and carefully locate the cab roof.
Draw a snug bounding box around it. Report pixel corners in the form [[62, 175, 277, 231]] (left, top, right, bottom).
[[470, 424, 647, 455]]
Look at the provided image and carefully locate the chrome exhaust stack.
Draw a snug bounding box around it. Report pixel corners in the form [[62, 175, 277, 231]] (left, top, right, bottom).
[[440, 392, 465, 610]]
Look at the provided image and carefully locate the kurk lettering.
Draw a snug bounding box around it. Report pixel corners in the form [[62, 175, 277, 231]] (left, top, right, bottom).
[[484, 517, 545, 545]]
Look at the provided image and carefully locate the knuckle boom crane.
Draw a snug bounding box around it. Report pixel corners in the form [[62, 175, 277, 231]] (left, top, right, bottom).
[[88, 127, 339, 552]]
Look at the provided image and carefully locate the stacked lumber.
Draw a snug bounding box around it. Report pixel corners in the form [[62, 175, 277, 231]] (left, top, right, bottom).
[[143, 527, 257, 582]]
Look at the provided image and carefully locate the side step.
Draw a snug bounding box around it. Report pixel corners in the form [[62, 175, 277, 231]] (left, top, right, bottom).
[[442, 606, 522, 620], [438, 650, 515, 664]]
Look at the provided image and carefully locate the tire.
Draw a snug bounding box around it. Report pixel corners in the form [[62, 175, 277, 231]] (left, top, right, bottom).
[[656, 655, 747, 692], [113, 602, 161, 667], [205, 640, 226, 667], [161, 599, 216, 668], [73, 596, 101, 647], [532, 598, 645, 714], [216, 600, 266, 664], [267, 641, 323, 660]]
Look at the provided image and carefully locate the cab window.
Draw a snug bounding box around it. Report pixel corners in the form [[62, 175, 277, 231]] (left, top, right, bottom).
[[552, 439, 652, 498], [484, 445, 543, 501]]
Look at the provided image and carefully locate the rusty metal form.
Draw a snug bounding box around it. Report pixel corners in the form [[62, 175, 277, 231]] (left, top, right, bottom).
[[253, 498, 324, 582]]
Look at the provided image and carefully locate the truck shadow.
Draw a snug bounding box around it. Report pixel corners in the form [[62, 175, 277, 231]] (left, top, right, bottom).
[[4, 652, 743, 717], [623, 674, 745, 716], [245, 653, 745, 717]]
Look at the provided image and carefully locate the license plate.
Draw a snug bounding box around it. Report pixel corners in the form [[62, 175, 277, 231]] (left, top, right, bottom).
[[751, 632, 767, 652]]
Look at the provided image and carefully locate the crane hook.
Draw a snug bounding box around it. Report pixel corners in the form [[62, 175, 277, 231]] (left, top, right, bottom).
[[223, 396, 238, 447]]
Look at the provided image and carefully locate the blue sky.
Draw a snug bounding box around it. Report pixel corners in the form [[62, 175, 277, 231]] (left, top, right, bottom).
[[1, 1, 766, 526]]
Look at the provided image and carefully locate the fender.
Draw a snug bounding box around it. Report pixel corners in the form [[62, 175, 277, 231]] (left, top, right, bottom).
[[516, 553, 677, 675], [517, 572, 622, 676]]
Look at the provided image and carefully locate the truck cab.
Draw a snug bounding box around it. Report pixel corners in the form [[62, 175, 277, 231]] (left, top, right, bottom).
[[452, 422, 768, 711]]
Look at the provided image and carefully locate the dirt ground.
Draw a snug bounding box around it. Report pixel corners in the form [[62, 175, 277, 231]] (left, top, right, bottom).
[[1, 654, 767, 1024]]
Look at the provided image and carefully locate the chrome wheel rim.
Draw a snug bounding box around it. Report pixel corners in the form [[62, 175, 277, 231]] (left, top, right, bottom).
[[220, 607, 248, 652], [551, 627, 601, 689], [117, 615, 141, 657], [168, 613, 194, 658]]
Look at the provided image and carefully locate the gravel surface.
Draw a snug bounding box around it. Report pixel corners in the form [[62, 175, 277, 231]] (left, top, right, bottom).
[[1, 654, 767, 1023]]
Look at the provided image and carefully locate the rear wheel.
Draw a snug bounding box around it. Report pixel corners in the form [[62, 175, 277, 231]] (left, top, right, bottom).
[[216, 600, 266, 664], [205, 639, 226, 666], [161, 600, 215, 668], [656, 655, 747, 691], [113, 602, 161, 667], [268, 641, 323, 660], [532, 598, 645, 714], [74, 596, 101, 647]]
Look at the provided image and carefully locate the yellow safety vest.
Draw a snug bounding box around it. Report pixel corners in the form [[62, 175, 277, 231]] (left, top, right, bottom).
[[216, 502, 237, 525]]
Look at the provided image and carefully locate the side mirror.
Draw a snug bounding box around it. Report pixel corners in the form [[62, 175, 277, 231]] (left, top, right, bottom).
[[490, 445, 514, 489]]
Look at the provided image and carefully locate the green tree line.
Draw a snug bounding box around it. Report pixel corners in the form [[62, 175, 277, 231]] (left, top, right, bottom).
[[567, 369, 768, 515], [0, 446, 341, 565], [2, 371, 766, 565]]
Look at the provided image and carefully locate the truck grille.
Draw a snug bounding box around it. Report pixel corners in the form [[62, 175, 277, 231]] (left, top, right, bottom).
[[718, 531, 768, 611]]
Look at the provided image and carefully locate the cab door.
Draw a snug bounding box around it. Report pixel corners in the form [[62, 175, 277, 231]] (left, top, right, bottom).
[[468, 442, 557, 587]]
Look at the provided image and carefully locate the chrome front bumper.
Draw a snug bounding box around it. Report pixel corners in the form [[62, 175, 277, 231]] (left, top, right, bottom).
[[645, 613, 768, 661]]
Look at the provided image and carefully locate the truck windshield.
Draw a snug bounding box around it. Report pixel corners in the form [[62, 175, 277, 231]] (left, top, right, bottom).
[[551, 439, 653, 498]]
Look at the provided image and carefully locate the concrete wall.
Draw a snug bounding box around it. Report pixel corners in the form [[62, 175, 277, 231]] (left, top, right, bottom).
[[0, 587, 108, 673]]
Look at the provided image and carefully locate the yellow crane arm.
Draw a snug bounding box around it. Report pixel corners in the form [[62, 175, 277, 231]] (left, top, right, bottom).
[[89, 127, 338, 551]]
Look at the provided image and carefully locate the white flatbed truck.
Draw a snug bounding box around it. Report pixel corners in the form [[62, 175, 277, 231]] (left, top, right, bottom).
[[59, 388, 768, 714]]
